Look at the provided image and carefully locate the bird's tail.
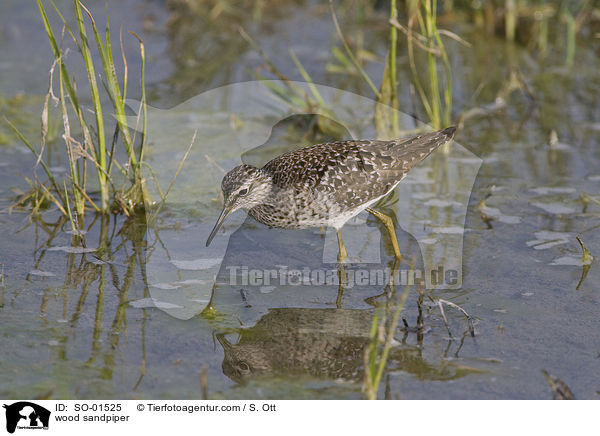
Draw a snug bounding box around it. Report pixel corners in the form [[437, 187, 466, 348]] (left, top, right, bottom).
[[391, 126, 456, 170]]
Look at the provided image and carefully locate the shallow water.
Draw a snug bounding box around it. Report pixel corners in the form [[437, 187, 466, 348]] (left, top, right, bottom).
[[0, 0, 599, 399]]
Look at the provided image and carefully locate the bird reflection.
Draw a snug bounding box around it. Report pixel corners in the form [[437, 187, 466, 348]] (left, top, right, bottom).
[[216, 307, 481, 384]]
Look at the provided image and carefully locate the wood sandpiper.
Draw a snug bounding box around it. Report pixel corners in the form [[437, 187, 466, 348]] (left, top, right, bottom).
[[206, 126, 456, 262]]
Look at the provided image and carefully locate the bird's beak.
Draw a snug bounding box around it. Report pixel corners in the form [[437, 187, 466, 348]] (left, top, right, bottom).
[[215, 333, 233, 350], [206, 205, 233, 246]]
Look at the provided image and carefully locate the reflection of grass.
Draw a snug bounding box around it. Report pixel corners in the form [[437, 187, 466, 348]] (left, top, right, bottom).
[[0, 263, 4, 309], [363, 263, 411, 400], [576, 236, 594, 265], [19, 213, 151, 396], [575, 235, 593, 290]]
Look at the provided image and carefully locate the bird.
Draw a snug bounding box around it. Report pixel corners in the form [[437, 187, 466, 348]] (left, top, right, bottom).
[[206, 126, 456, 262]]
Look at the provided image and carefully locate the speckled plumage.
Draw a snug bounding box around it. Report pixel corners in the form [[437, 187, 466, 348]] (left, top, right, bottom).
[[206, 127, 456, 246]]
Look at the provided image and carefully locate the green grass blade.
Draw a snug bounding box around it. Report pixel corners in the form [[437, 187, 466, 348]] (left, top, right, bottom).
[[289, 49, 326, 107], [48, 0, 78, 47], [564, 9, 575, 68], [74, 0, 108, 211], [58, 53, 86, 217], [37, 0, 80, 111], [81, 3, 135, 165], [329, 0, 380, 99], [129, 31, 147, 164]]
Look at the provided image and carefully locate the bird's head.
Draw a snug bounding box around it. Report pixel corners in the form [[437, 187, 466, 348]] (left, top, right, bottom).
[[206, 164, 272, 246]]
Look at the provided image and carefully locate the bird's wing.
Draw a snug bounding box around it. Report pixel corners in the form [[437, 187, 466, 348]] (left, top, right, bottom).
[[262, 127, 455, 209]]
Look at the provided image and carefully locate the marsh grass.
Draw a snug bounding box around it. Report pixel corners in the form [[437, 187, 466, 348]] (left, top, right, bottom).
[[8, 0, 160, 229], [487, 1, 594, 67], [403, 0, 453, 130], [363, 265, 412, 400], [256, 0, 459, 135]]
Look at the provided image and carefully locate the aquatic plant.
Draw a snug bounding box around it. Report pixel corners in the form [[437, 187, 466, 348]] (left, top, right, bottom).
[[402, 0, 453, 130], [8, 0, 153, 227], [363, 274, 411, 400]]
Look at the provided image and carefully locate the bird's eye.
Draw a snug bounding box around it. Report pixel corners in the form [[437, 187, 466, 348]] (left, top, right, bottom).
[[236, 361, 251, 374], [238, 188, 248, 196]]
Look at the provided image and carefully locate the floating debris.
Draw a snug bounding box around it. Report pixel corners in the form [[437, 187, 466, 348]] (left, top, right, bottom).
[[550, 256, 586, 266], [47, 246, 97, 254], [170, 258, 221, 270], [129, 298, 183, 309], [526, 231, 571, 250], [529, 187, 576, 195], [479, 205, 522, 224], [28, 269, 56, 277], [430, 226, 465, 234], [176, 279, 210, 285], [531, 202, 575, 214], [260, 285, 276, 293], [189, 298, 211, 304], [150, 282, 182, 290]]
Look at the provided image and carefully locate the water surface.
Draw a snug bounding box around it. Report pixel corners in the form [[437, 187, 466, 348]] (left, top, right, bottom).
[[0, 0, 599, 399]]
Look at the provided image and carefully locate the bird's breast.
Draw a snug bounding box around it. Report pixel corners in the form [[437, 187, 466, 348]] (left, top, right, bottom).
[[248, 188, 342, 229]]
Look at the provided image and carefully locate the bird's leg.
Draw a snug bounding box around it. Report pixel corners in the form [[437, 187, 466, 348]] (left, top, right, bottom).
[[364, 258, 400, 307], [367, 208, 402, 261], [336, 263, 346, 309], [336, 229, 347, 263], [386, 258, 401, 298]]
